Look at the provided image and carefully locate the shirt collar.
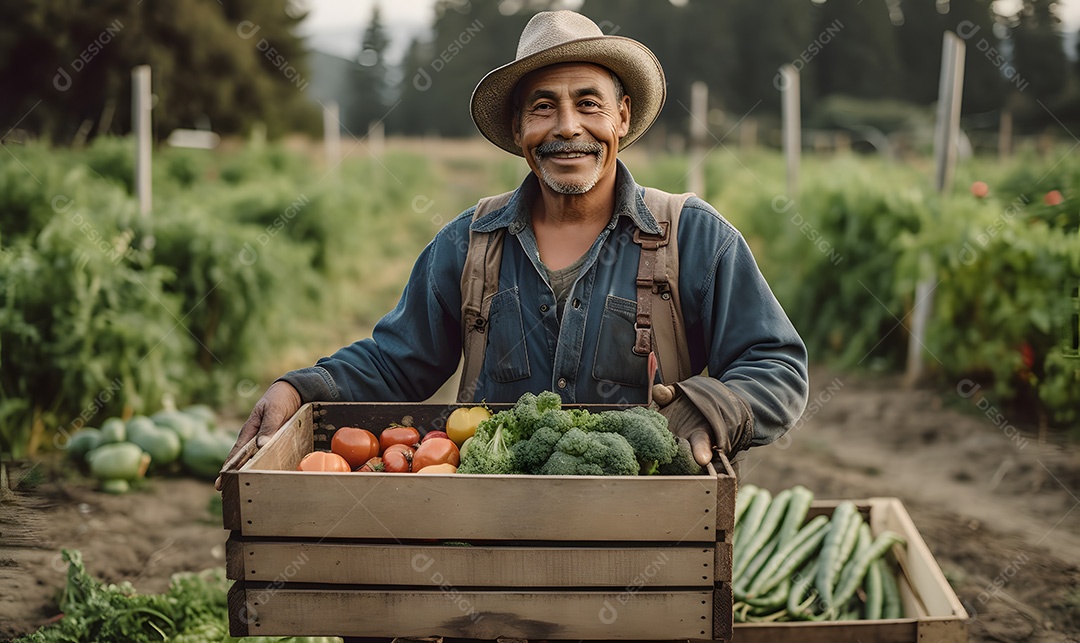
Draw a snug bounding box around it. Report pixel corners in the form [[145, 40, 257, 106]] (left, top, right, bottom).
[[470, 159, 663, 236]]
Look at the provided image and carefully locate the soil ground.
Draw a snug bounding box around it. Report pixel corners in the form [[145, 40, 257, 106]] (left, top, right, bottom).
[[1, 365, 1078, 642]]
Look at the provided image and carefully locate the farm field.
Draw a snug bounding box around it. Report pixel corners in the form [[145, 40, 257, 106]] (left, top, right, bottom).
[[1, 137, 1078, 641]]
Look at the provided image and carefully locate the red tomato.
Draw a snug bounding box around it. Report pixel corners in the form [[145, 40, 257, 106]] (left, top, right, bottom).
[[380, 426, 421, 452], [421, 430, 449, 443], [412, 438, 460, 471], [1045, 190, 1064, 206], [297, 451, 350, 472], [356, 456, 384, 473], [970, 181, 989, 198], [331, 427, 380, 468], [382, 444, 414, 473]]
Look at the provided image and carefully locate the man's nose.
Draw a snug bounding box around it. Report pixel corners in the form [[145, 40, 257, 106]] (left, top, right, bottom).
[[552, 103, 583, 139]]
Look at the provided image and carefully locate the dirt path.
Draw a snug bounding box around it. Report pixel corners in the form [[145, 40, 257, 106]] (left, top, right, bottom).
[[1, 366, 1078, 642]]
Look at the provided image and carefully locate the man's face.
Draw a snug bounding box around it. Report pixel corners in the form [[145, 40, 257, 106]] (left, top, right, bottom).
[[512, 63, 631, 195]]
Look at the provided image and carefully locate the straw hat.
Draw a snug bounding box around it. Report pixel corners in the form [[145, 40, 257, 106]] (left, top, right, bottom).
[[470, 10, 666, 157]]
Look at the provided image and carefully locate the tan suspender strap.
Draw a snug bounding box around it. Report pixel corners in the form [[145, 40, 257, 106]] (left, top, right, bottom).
[[640, 187, 694, 384], [457, 190, 514, 403]]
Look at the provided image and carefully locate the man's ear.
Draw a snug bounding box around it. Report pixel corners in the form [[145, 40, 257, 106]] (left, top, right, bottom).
[[511, 110, 522, 147], [617, 95, 631, 138]]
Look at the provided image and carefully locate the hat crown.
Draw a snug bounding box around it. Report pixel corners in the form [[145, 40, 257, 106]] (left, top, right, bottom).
[[516, 11, 604, 60]]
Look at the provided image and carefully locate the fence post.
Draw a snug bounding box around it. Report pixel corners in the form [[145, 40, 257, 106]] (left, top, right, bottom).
[[906, 32, 965, 386], [688, 81, 708, 197], [781, 65, 800, 198], [323, 100, 341, 172], [132, 65, 153, 247]]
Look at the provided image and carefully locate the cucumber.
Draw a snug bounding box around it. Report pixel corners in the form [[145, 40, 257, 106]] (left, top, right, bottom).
[[735, 488, 791, 581]]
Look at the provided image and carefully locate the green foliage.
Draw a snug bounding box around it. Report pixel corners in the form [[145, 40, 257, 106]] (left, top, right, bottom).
[[14, 549, 341, 643], [710, 149, 1078, 427], [0, 140, 445, 457]]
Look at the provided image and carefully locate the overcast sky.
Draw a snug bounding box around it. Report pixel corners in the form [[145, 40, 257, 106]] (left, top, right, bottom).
[[297, 0, 1080, 61]]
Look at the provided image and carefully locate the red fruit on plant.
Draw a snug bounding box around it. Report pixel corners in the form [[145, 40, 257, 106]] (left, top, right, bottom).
[[971, 181, 989, 198], [380, 425, 421, 452], [1044, 190, 1063, 206], [1020, 342, 1035, 370], [421, 430, 449, 443]]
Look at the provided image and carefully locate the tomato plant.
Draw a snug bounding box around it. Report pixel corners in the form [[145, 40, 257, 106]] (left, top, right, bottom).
[[331, 427, 380, 468], [412, 437, 460, 471]]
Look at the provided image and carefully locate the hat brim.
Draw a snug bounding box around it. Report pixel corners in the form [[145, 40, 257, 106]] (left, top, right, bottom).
[[470, 35, 666, 157]]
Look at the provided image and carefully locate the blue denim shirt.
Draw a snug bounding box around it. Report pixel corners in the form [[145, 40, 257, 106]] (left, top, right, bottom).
[[282, 161, 808, 446]]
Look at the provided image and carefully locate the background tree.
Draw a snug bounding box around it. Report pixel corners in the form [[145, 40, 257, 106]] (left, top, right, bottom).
[[0, 0, 318, 143], [345, 4, 392, 136]]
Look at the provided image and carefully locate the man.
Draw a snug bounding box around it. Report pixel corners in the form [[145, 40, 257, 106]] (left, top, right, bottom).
[[217, 11, 807, 486]]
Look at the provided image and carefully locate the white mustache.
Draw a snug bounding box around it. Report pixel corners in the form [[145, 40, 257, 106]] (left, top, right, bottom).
[[535, 141, 603, 157]]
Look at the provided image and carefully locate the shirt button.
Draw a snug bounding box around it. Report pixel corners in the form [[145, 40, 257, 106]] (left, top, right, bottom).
[[571, 298, 581, 309], [557, 378, 568, 389], [540, 304, 549, 313]]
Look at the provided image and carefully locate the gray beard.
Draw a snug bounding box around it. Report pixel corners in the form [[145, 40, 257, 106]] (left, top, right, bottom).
[[533, 143, 604, 195]]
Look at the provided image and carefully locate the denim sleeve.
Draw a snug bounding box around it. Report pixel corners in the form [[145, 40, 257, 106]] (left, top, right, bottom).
[[678, 198, 809, 446], [279, 213, 471, 403]]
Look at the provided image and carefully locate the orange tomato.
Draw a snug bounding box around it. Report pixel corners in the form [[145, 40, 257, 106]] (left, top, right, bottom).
[[1045, 190, 1064, 206], [379, 425, 421, 452], [297, 451, 350, 472], [416, 463, 457, 474], [382, 443, 415, 473], [331, 427, 380, 468], [412, 437, 460, 471]]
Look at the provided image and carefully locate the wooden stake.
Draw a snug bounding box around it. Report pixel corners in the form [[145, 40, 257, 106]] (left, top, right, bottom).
[[688, 81, 708, 197], [906, 32, 965, 386], [132, 65, 153, 246], [781, 65, 800, 198]]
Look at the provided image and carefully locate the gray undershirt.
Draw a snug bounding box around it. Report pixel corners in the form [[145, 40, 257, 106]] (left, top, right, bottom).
[[543, 253, 587, 321]]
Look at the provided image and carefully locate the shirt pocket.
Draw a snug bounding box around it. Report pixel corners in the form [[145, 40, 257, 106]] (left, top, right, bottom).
[[592, 295, 649, 388], [485, 286, 531, 383]]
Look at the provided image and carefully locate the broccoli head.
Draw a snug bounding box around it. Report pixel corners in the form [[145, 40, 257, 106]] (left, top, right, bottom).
[[512, 390, 565, 438], [536, 428, 639, 476], [657, 436, 705, 475], [510, 424, 563, 473], [595, 406, 679, 472], [457, 410, 520, 474]]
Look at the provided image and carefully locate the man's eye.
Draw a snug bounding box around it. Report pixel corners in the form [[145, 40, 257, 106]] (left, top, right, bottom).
[[580, 100, 600, 108]]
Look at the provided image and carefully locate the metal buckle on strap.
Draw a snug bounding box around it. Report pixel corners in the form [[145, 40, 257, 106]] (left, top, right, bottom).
[[633, 222, 670, 250]]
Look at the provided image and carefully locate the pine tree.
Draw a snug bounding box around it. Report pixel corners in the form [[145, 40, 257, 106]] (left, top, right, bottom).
[[345, 4, 393, 136]]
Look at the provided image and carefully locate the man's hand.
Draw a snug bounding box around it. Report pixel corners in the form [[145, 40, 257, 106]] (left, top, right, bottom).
[[652, 383, 714, 466], [652, 378, 755, 466], [214, 381, 301, 491]]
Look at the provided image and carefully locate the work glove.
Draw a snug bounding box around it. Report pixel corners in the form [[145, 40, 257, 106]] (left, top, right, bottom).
[[214, 380, 301, 490], [652, 376, 754, 466]]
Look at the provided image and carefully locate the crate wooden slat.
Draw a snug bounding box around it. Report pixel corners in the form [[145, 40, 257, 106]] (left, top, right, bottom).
[[226, 539, 714, 587], [729, 498, 968, 643], [228, 585, 715, 639], [233, 468, 717, 541]]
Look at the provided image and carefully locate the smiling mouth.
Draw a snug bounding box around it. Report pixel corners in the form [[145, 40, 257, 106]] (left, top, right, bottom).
[[548, 151, 591, 159]]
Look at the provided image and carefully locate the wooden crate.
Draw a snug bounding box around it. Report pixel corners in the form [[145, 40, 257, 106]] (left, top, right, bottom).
[[728, 498, 969, 643], [219, 402, 737, 641]]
